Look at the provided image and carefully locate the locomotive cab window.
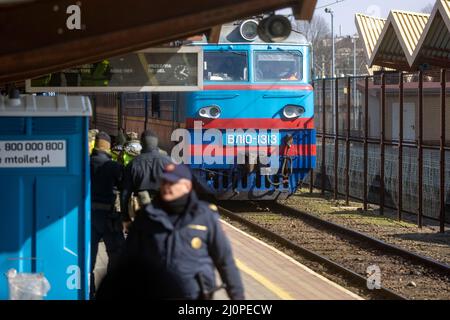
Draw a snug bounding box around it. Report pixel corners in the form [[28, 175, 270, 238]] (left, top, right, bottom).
[[203, 51, 248, 82], [254, 51, 303, 82]]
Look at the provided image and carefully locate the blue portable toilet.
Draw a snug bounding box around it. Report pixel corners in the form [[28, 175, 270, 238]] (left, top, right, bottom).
[[0, 94, 91, 300]]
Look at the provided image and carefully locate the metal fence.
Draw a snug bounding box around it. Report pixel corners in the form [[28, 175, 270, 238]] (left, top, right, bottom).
[[308, 70, 450, 232]]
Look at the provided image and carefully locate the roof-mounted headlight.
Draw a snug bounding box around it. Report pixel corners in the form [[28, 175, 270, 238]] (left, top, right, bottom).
[[282, 105, 305, 119], [240, 19, 259, 41], [199, 105, 221, 119], [257, 15, 292, 43]]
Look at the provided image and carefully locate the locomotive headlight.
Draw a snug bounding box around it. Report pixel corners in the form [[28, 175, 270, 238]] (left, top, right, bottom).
[[198, 105, 221, 119], [282, 105, 305, 119], [240, 19, 259, 41]]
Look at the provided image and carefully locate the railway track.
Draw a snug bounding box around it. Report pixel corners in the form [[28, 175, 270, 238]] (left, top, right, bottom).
[[218, 201, 450, 300]]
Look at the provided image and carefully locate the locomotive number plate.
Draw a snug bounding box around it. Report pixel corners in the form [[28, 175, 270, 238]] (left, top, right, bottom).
[[225, 131, 279, 146]]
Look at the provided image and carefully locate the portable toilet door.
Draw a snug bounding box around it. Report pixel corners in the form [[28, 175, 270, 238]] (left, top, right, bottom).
[[0, 94, 91, 300]]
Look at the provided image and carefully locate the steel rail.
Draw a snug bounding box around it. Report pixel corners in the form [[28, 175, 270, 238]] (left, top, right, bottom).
[[218, 206, 406, 300], [272, 202, 450, 275]]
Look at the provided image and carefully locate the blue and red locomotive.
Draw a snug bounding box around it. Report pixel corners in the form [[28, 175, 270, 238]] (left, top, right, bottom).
[[94, 19, 316, 200], [180, 20, 316, 200]]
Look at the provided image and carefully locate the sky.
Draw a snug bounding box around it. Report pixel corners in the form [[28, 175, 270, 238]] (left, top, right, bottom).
[[285, 0, 435, 37]]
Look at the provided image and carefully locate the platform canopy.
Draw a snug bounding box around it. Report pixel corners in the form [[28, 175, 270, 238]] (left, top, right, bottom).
[[355, 14, 386, 61], [369, 10, 429, 71], [356, 0, 450, 71], [0, 0, 317, 84], [411, 0, 450, 69]]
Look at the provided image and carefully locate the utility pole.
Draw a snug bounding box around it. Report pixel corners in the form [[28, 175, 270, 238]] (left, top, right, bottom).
[[353, 35, 358, 76], [352, 35, 359, 128], [325, 8, 335, 78], [325, 7, 336, 134]]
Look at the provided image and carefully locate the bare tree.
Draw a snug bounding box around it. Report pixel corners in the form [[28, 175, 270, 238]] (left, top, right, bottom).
[[296, 15, 368, 77], [421, 3, 434, 13], [296, 15, 330, 49], [296, 15, 332, 78]]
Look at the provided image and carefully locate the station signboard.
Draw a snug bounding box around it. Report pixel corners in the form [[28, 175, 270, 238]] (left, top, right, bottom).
[[26, 47, 203, 92]]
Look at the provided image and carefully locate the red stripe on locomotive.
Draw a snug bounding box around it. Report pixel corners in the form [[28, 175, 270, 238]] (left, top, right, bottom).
[[204, 84, 314, 91], [189, 145, 316, 157]]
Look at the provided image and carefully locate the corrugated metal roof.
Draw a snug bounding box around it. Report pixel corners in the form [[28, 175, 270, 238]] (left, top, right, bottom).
[[368, 10, 429, 69], [355, 14, 386, 59], [357, 1, 450, 70], [443, 0, 450, 18], [391, 11, 429, 56], [412, 0, 450, 68]]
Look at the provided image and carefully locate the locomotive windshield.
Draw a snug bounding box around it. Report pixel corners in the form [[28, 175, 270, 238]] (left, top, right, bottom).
[[203, 51, 248, 82], [254, 51, 302, 81]]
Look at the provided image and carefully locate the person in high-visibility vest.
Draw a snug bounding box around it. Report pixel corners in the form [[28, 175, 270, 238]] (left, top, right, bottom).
[[88, 129, 99, 155], [120, 132, 142, 166], [122, 141, 142, 166]]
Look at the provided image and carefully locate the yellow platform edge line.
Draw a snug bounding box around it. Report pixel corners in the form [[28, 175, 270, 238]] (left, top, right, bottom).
[[222, 220, 363, 300], [235, 258, 294, 300]]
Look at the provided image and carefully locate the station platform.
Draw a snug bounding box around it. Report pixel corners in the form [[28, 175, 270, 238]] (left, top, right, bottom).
[[94, 220, 362, 300], [213, 221, 362, 300]]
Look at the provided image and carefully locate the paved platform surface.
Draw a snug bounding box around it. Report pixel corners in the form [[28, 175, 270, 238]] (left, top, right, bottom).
[[94, 220, 362, 300], [215, 221, 362, 300]]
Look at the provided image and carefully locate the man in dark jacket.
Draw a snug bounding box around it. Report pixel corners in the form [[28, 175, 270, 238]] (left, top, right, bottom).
[[120, 130, 172, 222], [90, 132, 124, 298], [98, 164, 245, 300]]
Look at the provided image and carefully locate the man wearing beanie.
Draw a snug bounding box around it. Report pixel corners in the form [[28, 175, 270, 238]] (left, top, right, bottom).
[[90, 131, 124, 299], [120, 130, 172, 222]]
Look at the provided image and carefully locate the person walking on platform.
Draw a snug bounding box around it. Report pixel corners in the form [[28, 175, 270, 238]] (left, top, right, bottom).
[[90, 132, 125, 299], [120, 130, 172, 222], [99, 164, 245, 300]]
